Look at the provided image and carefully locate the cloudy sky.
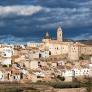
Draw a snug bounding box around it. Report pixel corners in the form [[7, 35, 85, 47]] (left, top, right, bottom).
[[0, 0, 92, 43]]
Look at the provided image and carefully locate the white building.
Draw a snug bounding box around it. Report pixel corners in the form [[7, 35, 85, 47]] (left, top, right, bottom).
[[34, 71, 45, 77], [27, 42, 43, 48], [62, 70, 74, 77], [1, 58, 12, 65], [62, 70, 74, 82], [62, 68, 90, 78], [39, 50, 50, 58], [73, 68, 90, 77], [1, 47, 14, 58]]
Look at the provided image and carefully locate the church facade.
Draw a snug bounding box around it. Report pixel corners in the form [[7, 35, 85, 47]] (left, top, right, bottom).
[[41, 26, 92, 61]]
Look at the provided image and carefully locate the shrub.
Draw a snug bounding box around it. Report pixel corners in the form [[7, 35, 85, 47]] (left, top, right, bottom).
[[3, 65, 7, 67], [57, 75, 65, 81]]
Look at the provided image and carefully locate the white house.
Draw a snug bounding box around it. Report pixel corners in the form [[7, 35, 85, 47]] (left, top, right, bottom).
[[62, 68, 91, 81], [62, 70, 74, 82], [73, 68, 90, 77], [62, 70, 74, 77], [1, 59, 12, 65], [34, 71, 45, 78], [58, 60, 65, 66], [2, 47, 14, 58], [39, 50, 50, 58]]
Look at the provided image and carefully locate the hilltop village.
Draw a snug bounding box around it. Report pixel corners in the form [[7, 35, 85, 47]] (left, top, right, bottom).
[[0, 26, 92, 83]]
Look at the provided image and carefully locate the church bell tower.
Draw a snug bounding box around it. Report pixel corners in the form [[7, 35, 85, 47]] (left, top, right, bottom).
[[57, 26, 63, 42]]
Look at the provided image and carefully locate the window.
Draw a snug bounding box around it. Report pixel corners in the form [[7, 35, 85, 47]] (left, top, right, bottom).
[[49, 51, 51, 55], [4, 53, 6, 56], [39, 53, 41, 58]]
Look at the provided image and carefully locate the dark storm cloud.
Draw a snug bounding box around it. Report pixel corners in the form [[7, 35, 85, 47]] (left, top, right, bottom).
[[0, 0, 92, 43], [0, 0, 89, 8]]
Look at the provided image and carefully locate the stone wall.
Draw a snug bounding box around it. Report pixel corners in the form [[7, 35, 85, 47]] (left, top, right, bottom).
[[55, 88, 87, 92]]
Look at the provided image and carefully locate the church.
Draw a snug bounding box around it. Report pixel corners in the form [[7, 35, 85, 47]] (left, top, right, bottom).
[[27, 26, 92, 61], [41, 26, 92, 61]]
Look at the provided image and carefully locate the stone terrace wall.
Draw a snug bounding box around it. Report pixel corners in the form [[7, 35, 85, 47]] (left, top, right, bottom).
[[54, 88, 87, 92]]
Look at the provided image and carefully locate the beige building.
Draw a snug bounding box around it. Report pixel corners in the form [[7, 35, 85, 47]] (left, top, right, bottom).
[[80, 45, 92, 55], [41, 26, 92, 61], [68, 42, 80, 60]]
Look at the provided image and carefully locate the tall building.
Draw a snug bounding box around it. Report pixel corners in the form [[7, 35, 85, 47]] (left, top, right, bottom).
[[57, 26, 63, 42]]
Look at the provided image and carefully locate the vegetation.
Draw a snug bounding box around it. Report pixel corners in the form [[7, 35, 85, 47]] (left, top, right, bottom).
[[57, 75, 65, 81], [2, 65, 7, 67], [0, 80, 92, 92], [50, 82, 80, 88], [0, 88, 21, 92], [79, 54, 90, 60], [9, 64, 12, 67], [34, 80, 92, 91]]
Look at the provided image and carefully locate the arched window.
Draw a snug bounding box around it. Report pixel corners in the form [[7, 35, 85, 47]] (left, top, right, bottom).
[[49, 51, 51, 55]]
